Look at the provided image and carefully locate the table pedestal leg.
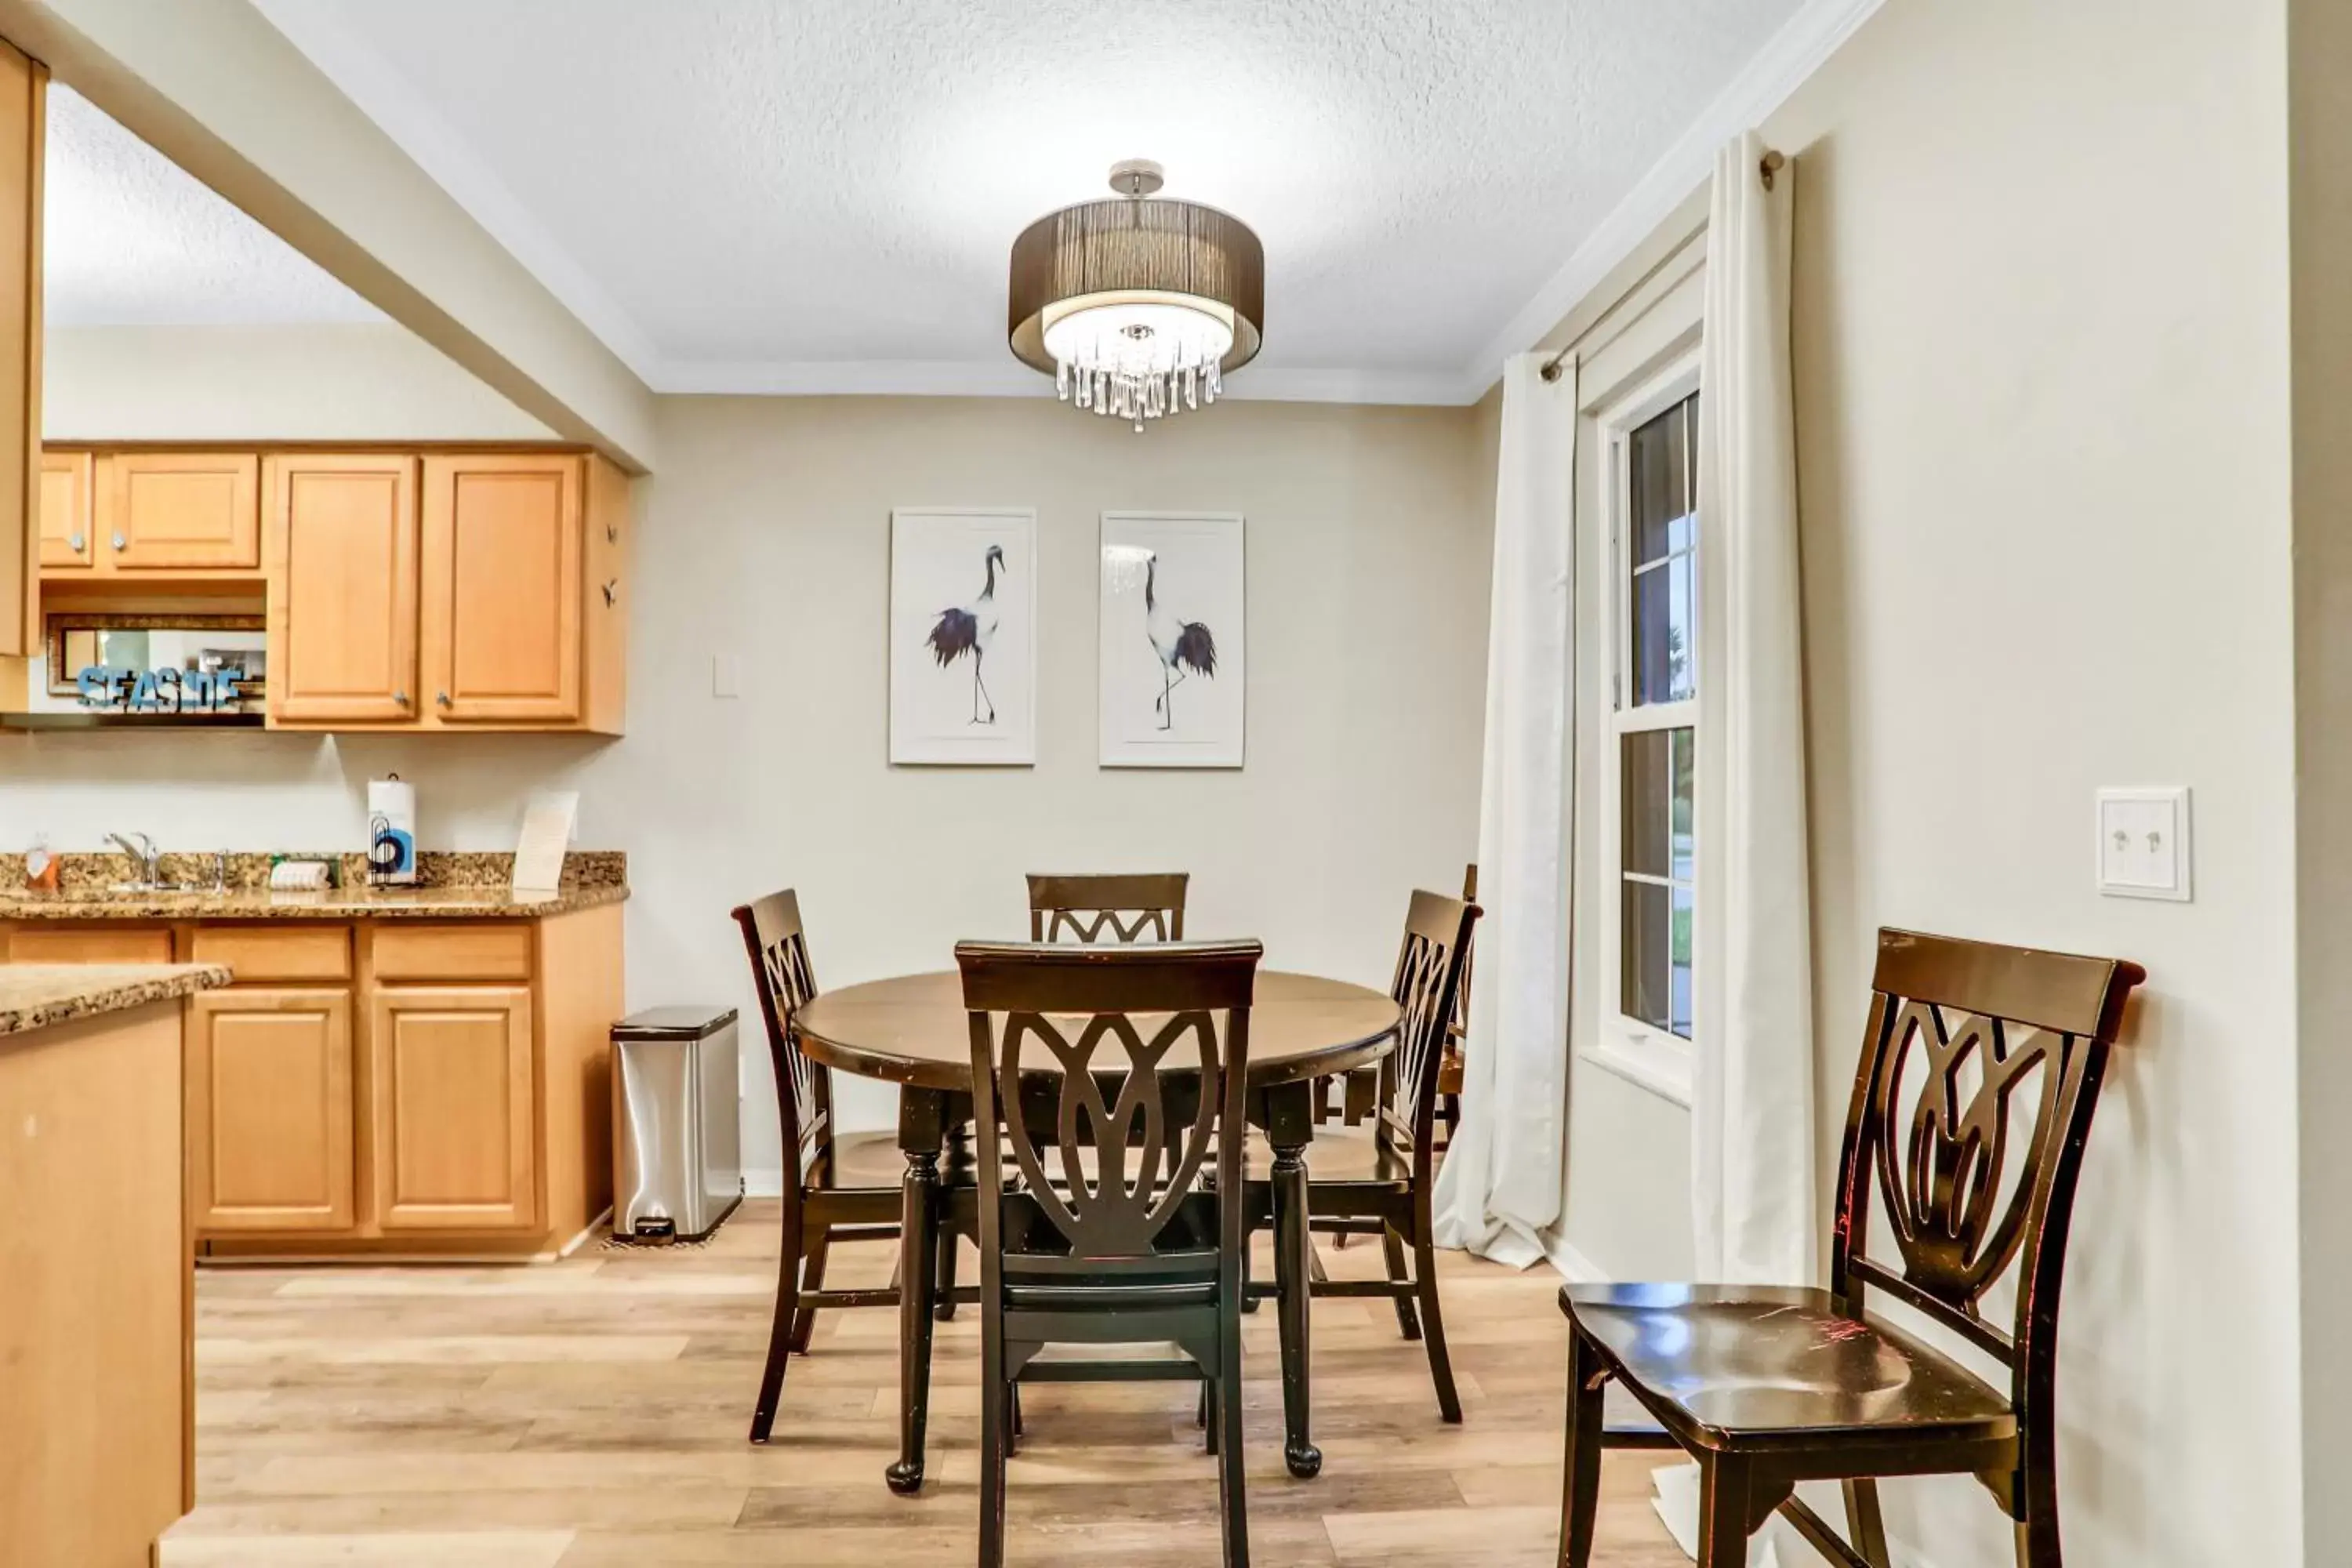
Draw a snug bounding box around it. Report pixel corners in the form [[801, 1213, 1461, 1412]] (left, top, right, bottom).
[[887, 1094, 945, 1496], [1271, 1115, 1321, 1479]]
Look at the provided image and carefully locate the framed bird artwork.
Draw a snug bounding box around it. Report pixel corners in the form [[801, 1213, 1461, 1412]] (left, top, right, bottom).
[[888, 507, 1037, 765], [1098, 511, 1246, 768]]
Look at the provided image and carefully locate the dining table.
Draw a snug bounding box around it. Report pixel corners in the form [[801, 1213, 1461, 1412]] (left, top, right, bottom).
[[792, 967, 1402, 1492]]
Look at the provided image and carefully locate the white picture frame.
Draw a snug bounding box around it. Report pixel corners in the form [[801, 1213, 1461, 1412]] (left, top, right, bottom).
[[1098, 510, 1246, 768], [889, 507, 1037, 765]]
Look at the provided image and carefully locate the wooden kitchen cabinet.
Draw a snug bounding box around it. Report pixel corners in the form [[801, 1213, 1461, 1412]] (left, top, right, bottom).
[[423, 454, 582, 723], [264, 453, 419, 724], [0, 45, 40, 659], [368, 984, 537, 1231], [37, 450, 91, 569], [4, 924, 173, 964], [185, 987, 355, 1232], [97, 451, 260, 571]]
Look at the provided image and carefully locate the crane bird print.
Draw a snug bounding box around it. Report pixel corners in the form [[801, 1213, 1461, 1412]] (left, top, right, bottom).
[[926, 543, 1004, 724], [1098, 513, 1245, 768], [1143, 552, 1217, 731]]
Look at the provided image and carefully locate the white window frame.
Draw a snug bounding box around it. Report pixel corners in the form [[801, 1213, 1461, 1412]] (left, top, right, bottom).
[[1588, 351, 1703, 1106]]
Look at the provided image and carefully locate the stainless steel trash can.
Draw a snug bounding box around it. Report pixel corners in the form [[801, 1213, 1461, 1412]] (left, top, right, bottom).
[[612, 1005, 743, 1243]]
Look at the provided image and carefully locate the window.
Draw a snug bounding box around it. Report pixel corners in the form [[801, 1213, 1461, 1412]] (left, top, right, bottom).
[[1598, 370, 1700, 1097]]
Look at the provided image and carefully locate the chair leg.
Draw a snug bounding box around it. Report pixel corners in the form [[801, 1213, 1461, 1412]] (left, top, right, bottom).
[[935, 1225, 959, 1323], [1408, 1210, 1461, 1423], [1696, 1456, 1755, 1568], [1215, 1373, 1250, 1568], [2016, 1450, 2063, 1568], [978, 1328, 1008, 1568], [1558, 1327, 1606, 1568], [1203, 1377, 1218, 1456], [1381, 1220, 1422, 1341], [748, 1194, 804, 1443], [787, 1224, 830, 1354], [1844, 1479, 1892, 1568]]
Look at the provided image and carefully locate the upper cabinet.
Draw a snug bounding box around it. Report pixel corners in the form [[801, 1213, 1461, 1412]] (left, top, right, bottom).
[[0, 45, 39, 657], [265, 448, 627, 735], [38, 450, 90, 570], [266, 453, 419, 725], [100, 451, 260, 571]]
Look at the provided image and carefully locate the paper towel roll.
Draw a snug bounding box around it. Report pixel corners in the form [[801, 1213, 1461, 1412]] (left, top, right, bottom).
[[366, 776, 418, 886]]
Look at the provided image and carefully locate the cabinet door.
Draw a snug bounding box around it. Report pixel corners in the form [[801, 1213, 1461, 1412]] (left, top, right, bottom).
[[6, 926, 172, 964], [36, 451, 90, 569], [368, 985, 537, 1231], [266, 455, 419, 725], [99, 452, 260, 570], [421, 456, 583, 723], [187, 989, 354, 1233]]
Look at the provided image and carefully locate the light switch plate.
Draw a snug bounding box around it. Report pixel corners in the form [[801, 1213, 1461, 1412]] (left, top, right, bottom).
[[712, 653, 740, 700], [2096, 786, 2190, 901]]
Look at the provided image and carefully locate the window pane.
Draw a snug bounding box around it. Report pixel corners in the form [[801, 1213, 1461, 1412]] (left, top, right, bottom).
[[1630, 397, 1691, 567], [1621, 878, 1669, 1032], [1622, 729, 1671, 878], [1671, 727, 1695, 881], [1670, 880, 1694, 1039], [1631, 559, 1694, 705]]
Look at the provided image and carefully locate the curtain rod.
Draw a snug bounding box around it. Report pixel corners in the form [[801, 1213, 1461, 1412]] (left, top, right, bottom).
[[1538, 147, 1784, 385]]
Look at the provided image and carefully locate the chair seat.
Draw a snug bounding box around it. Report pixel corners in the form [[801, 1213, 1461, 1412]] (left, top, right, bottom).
[[1560, 1283, 2016, 1454], [1244, 1126, 1413, 1187]]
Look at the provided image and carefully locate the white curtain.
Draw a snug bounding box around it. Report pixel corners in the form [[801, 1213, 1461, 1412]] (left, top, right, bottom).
[[1690, 130, 1817, 1287], [1432, 351, 1575, 1269]]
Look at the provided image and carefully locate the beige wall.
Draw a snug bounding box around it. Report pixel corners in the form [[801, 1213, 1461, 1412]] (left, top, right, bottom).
[[0, 394, 1494, 1177], [1544, 0, 2301, 1562], [43, 324, 554, 441]]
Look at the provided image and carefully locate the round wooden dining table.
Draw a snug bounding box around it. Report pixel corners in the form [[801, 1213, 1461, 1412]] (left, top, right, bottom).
[[794, 969, 1401, 1491]]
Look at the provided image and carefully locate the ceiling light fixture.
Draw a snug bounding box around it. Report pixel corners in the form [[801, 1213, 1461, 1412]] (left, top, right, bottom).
[[1007, 160, 1265, 432]]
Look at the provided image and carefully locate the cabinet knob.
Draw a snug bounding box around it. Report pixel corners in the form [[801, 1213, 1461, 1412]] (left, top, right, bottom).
[[67, 532, 84, 552], [394, 689, 410, 706], [436, 691, 452, 708], [111, 532, 125, 551], [601, 579, 619, 606]]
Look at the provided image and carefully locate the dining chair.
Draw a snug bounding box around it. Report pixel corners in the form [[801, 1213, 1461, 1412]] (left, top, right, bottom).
[[731, 888, 905, 1444], [1556, 927, 2146, 1568], [1025, 871, 1189, 942], [1435, 862, 1476, 1145], [960, 938, 1260, 1568], [1263, 887, 1479, 1421]]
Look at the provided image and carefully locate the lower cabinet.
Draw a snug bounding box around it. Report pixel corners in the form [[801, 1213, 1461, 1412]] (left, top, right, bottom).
[[186, 987, 354, 1232], [368, 985, 536, 1232]]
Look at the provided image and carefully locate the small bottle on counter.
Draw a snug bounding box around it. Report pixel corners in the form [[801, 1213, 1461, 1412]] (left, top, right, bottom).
[[24, 830, 58, 891]]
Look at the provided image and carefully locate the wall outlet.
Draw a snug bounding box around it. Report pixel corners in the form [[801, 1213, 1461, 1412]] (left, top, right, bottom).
[[2096, 786, 2190, 902], [712, 653, 740, 700]]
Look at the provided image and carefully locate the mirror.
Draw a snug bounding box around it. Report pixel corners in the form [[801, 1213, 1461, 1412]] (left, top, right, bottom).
[[38, 612, 267, 714]]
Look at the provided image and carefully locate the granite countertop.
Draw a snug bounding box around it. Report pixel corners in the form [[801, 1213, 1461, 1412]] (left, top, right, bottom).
[[0, 963, 231, 1037], [0, 882, 629, 922], [0, 848, 629, 922]]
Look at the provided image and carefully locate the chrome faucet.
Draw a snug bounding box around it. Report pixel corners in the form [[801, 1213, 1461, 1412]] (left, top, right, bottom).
[[107, 831, 161, 887]]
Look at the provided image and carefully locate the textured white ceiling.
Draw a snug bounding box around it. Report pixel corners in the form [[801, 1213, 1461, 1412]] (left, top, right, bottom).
[[252, 0, 1820, 399], [44, 83, 381, 328]]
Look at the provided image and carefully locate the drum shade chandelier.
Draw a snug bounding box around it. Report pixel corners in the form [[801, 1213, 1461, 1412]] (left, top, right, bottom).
[[1007, 161, 1265, 432]]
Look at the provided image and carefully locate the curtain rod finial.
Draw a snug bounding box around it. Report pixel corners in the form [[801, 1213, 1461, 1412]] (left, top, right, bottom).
[[1760, 149, 1787, 191]]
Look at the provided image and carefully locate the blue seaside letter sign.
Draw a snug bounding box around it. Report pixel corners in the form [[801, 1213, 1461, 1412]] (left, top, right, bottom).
[[76, 664, 246, 714]]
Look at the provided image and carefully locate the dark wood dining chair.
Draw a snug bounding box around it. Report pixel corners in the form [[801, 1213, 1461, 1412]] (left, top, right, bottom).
[[1026, 871, 1189, 942], [731, 888, 905, 1444], [1557, 927, 2146, 1568], [1263, 887, 1479, 1421], [1435, 862, 1476, 1144], [960, 938, 1259, 1568]]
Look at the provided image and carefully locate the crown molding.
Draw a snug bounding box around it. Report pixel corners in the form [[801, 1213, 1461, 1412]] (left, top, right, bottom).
[[1460, 0, 1887, 388], [251, 0, 666, 384], [651, 358, 1476, 406]]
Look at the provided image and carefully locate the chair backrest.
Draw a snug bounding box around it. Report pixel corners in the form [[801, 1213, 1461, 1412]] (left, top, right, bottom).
[[1026, 872, 1189, 943], [959, 939, 1258, 1269], [1831, 927, 2144, 1415], [1374, 889, 1482, 1165], [1446, 863, 1478, 1060], [731, 889, 830, 1188]]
